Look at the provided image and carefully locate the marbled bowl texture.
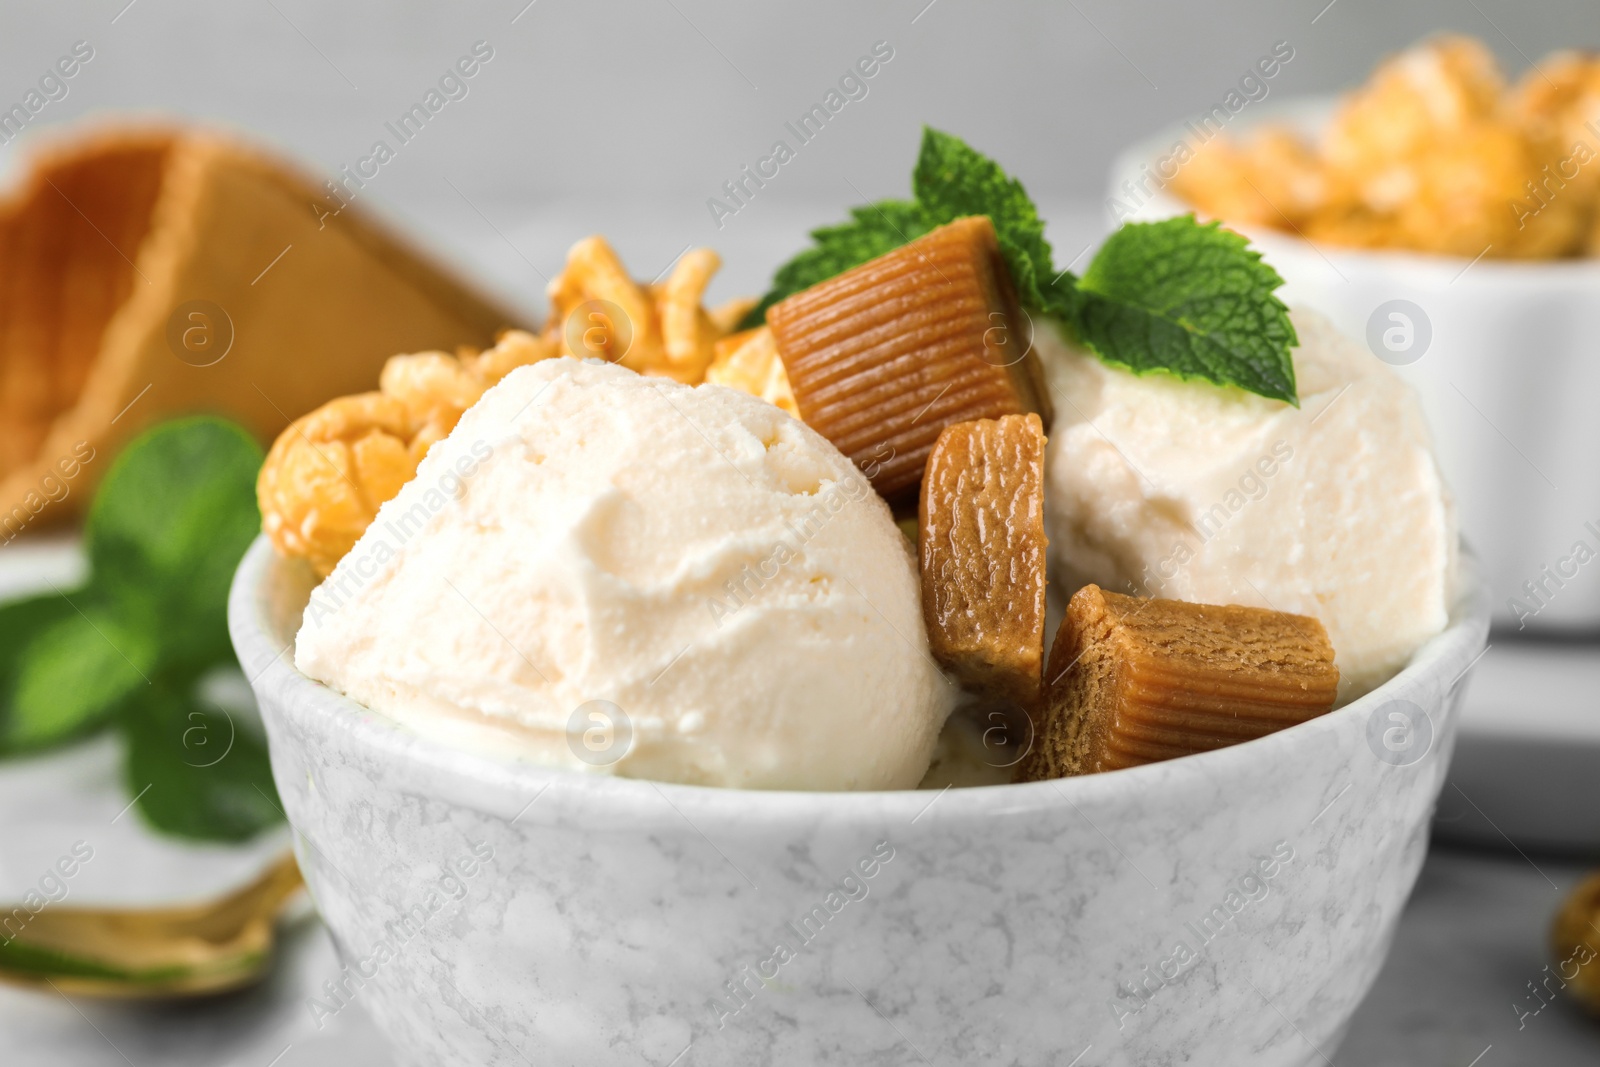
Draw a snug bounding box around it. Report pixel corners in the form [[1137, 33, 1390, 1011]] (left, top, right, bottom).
[[230, 536, 1489, 1067]]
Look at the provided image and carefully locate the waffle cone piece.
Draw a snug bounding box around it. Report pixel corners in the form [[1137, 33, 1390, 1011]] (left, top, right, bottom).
[[0, 125, 520, 538]]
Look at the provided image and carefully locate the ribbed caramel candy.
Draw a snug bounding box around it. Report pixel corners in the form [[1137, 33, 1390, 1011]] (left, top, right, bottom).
[[1019, 586, 1339, 780], [919, 414, 1048, 707], [768, 216, 1051, 502]]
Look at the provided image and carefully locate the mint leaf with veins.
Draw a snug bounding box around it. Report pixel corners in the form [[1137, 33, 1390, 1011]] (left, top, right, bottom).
[[742, 127, 1057, 326], [1072, 216, 1300, 405], [911, 126, 1055, 311]]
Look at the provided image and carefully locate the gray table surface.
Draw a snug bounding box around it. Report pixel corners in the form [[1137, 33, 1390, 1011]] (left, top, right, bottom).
[[3, 842, 1595, 1066]]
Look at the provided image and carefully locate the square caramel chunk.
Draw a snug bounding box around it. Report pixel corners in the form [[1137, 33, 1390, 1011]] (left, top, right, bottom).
[[919, 414, 1048, 707], [1019, 585, 1339, 780], [767, 216, 1051, 502]]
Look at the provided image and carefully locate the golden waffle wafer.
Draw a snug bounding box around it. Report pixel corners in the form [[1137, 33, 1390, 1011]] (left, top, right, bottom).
[[1019, 585, 1339, 780], [0, 124, 521, 541], [766, 216, 1051, 502]]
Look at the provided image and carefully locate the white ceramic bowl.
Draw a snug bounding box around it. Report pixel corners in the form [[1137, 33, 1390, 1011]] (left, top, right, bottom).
[[1110, 99, 1600, 632], [230, 537, 1487, 1067]]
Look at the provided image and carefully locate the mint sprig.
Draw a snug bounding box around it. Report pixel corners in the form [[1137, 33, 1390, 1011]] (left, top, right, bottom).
[[744, 127, 1299, 405], [912, 127, 1055, 313], [1074, 218, 1299, 405], [741, 129, 1054, 327], [0, 417, 282, 842]]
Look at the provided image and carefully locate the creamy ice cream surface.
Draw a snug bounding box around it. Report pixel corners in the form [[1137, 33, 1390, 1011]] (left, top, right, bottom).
[[1038, 308, 1456, 701], [295, 358, 954, 790]]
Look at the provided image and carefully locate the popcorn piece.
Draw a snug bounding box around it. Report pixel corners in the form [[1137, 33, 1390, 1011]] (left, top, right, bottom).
[[767, 217, 1051, 501], [1324, 34, 1497, 163], [653, 247, 723, 383], [465, 328, 560, 386], [1510, 50, 1600, 152], [1318, 36, 1510, 245], [1510, 51, 1600, 251], [1323, 35, 1504, 177], [1169, 139, 1279, 227], [1551, 872, 1600, 1013], [545, 237, 745, 384], [1174, 131, 1345, 231], [257, 393, 419, 576], [1170, 35, 1600, 260], [257, 330, 556, 575], [1399, 120, 1586, 258], [1245, 129, 1346, 223], [548, 236, 659, 369], [1018, 585, 1339, 780], [705, 326, 798, 417], [918, 414, 1048, 707], [381, 351, 484, 426]]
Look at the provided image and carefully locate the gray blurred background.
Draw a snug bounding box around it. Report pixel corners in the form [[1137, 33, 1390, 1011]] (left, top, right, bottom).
[[2, 0, 1593, 316]]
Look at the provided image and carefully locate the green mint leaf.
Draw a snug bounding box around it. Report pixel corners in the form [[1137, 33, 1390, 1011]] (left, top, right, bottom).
[[742, 128, 1057, 326], [739, 200, 932, 329], [1043, 271, 1084, 325], [0, 593, 79, 755], [1072, 216, 1299, 405], [911, 127, 1054, 310], [121, 679, 282, 842], [86, 417, 264, 667], [4, 598, 157, 753]]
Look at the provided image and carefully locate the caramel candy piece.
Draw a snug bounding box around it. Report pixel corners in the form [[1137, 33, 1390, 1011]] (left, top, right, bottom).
[[768, 217, 1051, 502], [1019, 586, 1339, 780], [919, 414, 1048, 706]]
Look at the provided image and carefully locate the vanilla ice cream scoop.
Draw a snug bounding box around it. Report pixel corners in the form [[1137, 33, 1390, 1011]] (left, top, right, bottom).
[[294, 358, 953, 790], [1038, 308, 1456, 701]]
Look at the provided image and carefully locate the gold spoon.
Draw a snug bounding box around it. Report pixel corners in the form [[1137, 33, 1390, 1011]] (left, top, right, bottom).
[[0, 851, 304, 998]]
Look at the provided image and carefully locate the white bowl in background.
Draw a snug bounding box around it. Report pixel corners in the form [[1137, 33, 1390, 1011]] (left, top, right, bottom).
[[230, 537, 1488, 1067], [1110, 99, 1600, 633]]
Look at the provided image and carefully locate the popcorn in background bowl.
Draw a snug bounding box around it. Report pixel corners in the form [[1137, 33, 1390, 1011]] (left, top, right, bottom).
[[1172, 34, 1600, 258]]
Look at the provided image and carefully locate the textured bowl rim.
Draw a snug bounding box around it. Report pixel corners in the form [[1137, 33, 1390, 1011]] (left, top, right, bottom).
[[230, 534, 1490, 824], [1109, 93, 1600, 285]]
